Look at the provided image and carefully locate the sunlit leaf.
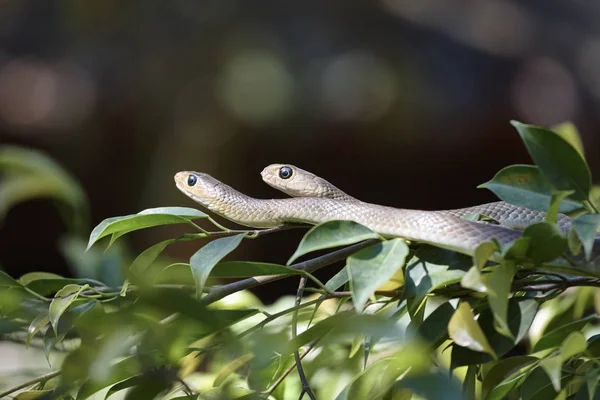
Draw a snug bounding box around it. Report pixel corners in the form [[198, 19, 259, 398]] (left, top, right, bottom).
[[325, 268, 349, 292], [539, 355, 562, 392], [479, 164, 582, 213], [87, 207, 208, 250], [26, 313, 50, 348], [461, 266, 488, 293], [214, 353, 254, 387], [347, 239, 409, 311], [511, 121, 592, 202], [551, 121, 585, 158], [559, 331, 587, 362], [448, 302, 496, 358], [287, 220, 380, 265], [190, 234, 245, 297], [487, 261, 516, 338], [572, 214, 600, 261]]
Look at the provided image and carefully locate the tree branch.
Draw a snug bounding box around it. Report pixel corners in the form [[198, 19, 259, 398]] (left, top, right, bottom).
[[200, 239, 379, 305]]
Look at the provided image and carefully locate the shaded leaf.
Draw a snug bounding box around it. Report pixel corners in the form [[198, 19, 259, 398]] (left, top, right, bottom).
[[76, 356, 140, 400], [287, 220, 380, 265], [511, 121, 591, 201], [523, 223, 567, 263], [347, 239, 409, 311], [129, 239, 174, 275], [483, 356, 539, 400], [533, 315, 597, 352], [479, 164, 582, 213], [448, 302, 496, 358], [190, 234, 245, 297], [417, 302, 455, 349]]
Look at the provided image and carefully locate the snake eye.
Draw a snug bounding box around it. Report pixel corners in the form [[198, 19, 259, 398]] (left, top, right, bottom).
[[187, 174, 197, 186], [279, 166, 293, 180]]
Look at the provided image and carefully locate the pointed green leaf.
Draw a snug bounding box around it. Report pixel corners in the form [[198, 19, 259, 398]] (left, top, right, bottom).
[[448, 302, 496, 358], [76, 357, 140, 400], [547, 191, 575, 224], [190, 234, 245, 297], [287, 220, 380, 265], [26, 314, 49, 348], [461, 266, 488, 293], [474, 241, 499, 270], [347, 239, 409, 311], [572, 214, 600, 261], [560, 331, 587, 361], [417, 302, 455, 349], [129, 239, 175, 275], [534, 315, 597, 352], [479, 164, 583, 213], [49, 284, 88, 333], [551, 121, 585, 158], [87, 207, 208, 250], [325, 267, 349, 292], [540, 355, 562, 392], [487, 262, 516, 338], [482, 356, 539, 400], [511, 121, 592, 201]]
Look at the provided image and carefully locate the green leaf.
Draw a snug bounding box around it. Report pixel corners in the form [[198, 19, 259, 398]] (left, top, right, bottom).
[[397, 372, 463, 400], [325, 267, 349, 292], [533, 315, 597, 352], [25, 278, 97, 297], [76, 356, 140, 400], [18, 272, 64, 285], [105, 375, 144, 399], [417, 302, 455, 349], [448, 302, 496, 358], [540, 355, 562, 392], [26, 313, 49, 348], [572, 214, 600, 261], [214, 353, 254, 387], [547, 191, 575, 224], [511, 121, 592, 201], [461, 266, 488, 293], [479, 164, 583, 213], [523, 222, 567, 263], [487, 261, 517, 338], [347, 239, 409, 311], [475, 241, 500, 269], [129, 239, 175, 275], [404, 250, 469, 314], [287, 220, 380, 265], [190, 234, 245, 297], [482, 356, 539, 400], [49, 284, 88, 333], [551, 121, 585, 158], [560, 331, 587, 361], [211, 261, 301, 277], [14, 390, 55, 400], [87, 207, 208, 250]]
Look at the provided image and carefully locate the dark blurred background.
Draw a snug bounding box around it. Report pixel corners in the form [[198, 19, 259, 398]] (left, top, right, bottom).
[[1, 0, 600, 301]]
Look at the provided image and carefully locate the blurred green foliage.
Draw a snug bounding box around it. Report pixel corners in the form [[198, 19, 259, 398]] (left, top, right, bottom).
[[1, 121, 600, 399]]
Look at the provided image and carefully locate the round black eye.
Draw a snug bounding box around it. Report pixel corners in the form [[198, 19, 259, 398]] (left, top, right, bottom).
[[279, 166, 293, 179], [187, 174, 197, 186]]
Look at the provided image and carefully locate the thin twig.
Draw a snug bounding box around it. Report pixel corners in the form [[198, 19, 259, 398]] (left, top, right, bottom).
[[200, 239, 379, 305], [0, 370, 61, 398], [293, 277, 317, 400], [264, 342, 316, 397]]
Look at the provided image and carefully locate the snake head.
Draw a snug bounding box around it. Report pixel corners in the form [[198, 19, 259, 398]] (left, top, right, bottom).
[[174, 171, 225, 208]]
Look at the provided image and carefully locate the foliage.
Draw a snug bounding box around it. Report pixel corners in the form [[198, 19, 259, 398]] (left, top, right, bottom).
[[1, 121, 600, 400]]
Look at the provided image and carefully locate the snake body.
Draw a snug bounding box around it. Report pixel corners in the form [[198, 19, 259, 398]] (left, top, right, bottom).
[[175, 171, 523, 256], [260, 164, 575, 233]]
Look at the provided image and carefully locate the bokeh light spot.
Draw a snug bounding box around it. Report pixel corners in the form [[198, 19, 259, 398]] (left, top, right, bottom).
[[217, 50, 294, 125]]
